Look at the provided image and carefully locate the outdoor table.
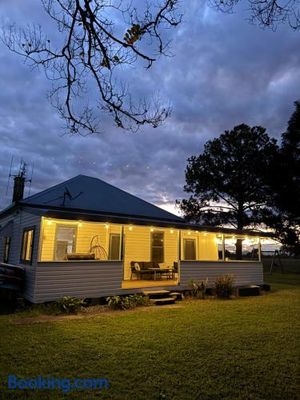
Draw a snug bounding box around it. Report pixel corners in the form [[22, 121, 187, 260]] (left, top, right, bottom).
[[148, 268, 174, 280]]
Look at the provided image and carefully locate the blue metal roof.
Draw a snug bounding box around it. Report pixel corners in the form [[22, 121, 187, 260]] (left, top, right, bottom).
[[21, 175, 184, 223]]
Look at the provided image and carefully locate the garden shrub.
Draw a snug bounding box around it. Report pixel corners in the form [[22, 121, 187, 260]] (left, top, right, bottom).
[[214, 274, 235, 299], [56, 296, 86, 314], [188, 279, 208, 299], [129, 294, 150, 307], [106, 294, 150, 310]]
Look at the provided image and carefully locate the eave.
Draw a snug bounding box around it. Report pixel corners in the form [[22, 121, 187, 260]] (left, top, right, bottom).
[[19, 203, 273, 238]]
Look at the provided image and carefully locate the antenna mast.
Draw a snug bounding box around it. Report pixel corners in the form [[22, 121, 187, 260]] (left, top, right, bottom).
[[6, 159, 34, 203]]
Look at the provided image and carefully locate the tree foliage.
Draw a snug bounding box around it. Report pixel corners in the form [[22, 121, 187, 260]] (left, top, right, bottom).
[[264, 101, 300, 254], [210, 0, 300, 30], [2, 0, 181, 134], [179, 106, 300, 255], [178, 124, 278, 230]]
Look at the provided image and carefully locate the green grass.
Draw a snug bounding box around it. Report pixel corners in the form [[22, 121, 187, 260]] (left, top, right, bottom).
[[0, 275, 299, 400], [262, 258, 300, 275], [264, 272, 300, 286]]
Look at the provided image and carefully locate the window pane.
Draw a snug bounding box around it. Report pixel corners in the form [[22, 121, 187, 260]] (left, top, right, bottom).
[[152, 234, 163, 247], [109, 234, 121, 260], [25, 230, 33, 260], [21, 231, 28, 261], [224, 236, 259, 261], [55, 226, 76, 260], [184, 239, 196, 260], [151, 232, 164, 263], [4, 236, 11, 263], [21, 228, 34, 263]]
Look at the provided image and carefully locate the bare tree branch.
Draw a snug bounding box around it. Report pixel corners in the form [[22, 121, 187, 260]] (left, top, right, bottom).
[[2, 0, 182, 134], [210, 0, 300, 30]]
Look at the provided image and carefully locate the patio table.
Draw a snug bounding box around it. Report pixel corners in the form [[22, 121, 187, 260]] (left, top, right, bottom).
[[148, 268, 174, 280]]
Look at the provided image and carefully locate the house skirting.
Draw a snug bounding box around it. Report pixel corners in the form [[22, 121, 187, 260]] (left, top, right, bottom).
[[180, 260, 264, 287], [25, 260, 264, 303], [30, 261, 123, 303]]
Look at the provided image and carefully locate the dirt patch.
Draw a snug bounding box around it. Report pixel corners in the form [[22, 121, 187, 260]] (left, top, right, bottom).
[[11, 303, 183, 325], [12, 314, 86, 324]]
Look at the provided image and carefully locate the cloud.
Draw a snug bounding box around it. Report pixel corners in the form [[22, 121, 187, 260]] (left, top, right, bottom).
[[0, 0, 299, 211]]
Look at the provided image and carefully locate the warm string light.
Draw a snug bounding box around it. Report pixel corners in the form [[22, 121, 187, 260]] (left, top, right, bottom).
[[44, 218, 261, 248]]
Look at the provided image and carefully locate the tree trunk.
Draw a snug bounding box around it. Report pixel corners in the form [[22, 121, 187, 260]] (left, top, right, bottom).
[[236, 201, 244, 259], [235, 239, 243, 260]]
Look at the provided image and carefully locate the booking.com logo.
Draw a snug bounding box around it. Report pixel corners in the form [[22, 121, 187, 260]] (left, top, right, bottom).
[[6, 375, 110, 393]]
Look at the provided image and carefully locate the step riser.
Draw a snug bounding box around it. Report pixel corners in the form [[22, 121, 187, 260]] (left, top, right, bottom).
[[148, 294, 170, 299], [143, 290, 178, 305], [238, 286, 261, 297], [151, 298, 176, 306], [170, 292, 184, 300], [143, 290, 171, 299]]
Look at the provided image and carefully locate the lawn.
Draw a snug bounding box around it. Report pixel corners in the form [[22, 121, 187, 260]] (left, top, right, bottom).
[[0, 274, 299, 400]]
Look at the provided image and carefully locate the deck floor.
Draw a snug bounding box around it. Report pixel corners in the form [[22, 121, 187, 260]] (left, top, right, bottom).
[[122, 279, 178, 289]]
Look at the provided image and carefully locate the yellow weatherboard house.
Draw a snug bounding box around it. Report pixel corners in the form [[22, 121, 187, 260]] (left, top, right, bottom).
[[0, 175, 271, 303]]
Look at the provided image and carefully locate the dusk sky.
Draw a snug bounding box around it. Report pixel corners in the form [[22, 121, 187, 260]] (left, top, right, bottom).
[[0, 1, 299, 213]]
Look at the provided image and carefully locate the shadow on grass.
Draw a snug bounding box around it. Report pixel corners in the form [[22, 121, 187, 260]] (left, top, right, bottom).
[[0, 303, 16, 315], [264, 273, 300, 290]]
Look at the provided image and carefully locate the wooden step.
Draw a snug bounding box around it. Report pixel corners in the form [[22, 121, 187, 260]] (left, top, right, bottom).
[[170, 292, 184, 300], [142, 290, 170, 298], [238, 285, 261, 297], [151, 297, 176, 305], [261, 284, 271, 292]]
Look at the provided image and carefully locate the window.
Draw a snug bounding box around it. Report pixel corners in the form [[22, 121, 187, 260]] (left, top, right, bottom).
[[3, 236, 11, 263], [151, 232, 164, 263], [223, 236, 260, 261], [183, 239, 196, 260], [20, 227, 35, 264], [55, 225, 77, 260], [108, 233, 121, 260]]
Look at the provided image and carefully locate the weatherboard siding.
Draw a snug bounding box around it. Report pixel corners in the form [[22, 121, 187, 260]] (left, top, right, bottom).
[[123, 225, 179, 280], [0, 210, 41, 302], [40, 220, 181, 279], [180, 232, 219, 261], [33, 261, 123, 303], [197, 234, 219, 261], [180, 261, 264, 287], [40, 219, 121, 261], [0, 215, 12, 261]]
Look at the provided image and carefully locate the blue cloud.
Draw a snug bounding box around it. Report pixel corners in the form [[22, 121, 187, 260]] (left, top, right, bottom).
[[0, 0, 299, 210]]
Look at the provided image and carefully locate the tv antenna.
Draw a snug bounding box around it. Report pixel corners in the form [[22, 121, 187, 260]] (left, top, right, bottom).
[[5, 158, 34, 201], [27, 162, 34, 197], [5, 156, 14, 197], [61, 186, 83, 206]]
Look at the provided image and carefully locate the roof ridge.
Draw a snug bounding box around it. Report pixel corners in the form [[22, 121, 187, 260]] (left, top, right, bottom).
[[20, 174, 183, 222], [21, 175, 81, 203], [78, 175, 183, 221]]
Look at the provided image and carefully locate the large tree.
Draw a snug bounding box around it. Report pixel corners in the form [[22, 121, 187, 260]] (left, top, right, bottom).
[[264, 101, 300, 254], [178, 124, 278, 232]]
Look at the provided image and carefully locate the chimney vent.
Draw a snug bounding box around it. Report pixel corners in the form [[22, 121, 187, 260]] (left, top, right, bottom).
[[12, 175, 25, 202], [12, 162, 27, 203]]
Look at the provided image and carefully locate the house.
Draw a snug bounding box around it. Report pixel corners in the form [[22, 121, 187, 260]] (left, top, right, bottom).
[[0, 174, 270, 303]]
